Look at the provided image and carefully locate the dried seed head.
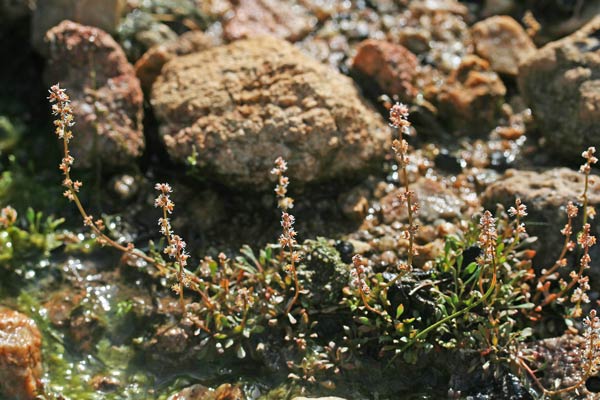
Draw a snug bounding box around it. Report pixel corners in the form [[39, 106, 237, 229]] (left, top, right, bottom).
[[389, 102, 410, 129], [508, 198, 527, 218]]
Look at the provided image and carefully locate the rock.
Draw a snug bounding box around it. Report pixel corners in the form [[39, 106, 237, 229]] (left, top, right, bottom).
[[380, 178, 464, 224], [293, 397, 347, 400], [471, 16, 536, 76], [409, 0, 468, 16], [352, 39, 419, 100], [481, 0, 516, 17], [90, 374, 120, 391], [117, 9, 178, 62], [405, 0, 471, 72], [31, 0, 125, 54], [45, 21, 144, 168], [0, 308, 42, 400], [169, 383, 243, 400], [135, 31, 214, 93], [481, 168, 599, 281], [0, 0, 30, 23], [223, 0, 316, 42], [522, 334, 590, 395], [518, 16, 600, 160], [437, 55, 506, 134], [152, 36, 390, 188], [532, 0, 600, 44]]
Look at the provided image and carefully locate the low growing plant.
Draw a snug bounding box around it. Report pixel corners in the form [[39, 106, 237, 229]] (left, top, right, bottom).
[[46, 83, 599, 397]]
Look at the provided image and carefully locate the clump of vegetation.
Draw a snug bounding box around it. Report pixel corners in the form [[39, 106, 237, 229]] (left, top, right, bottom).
[[44, 83, 599, 398], [0, 206, 67, 264]]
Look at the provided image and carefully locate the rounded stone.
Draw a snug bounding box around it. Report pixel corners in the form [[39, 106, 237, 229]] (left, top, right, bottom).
[[151, 36, 391, 189]]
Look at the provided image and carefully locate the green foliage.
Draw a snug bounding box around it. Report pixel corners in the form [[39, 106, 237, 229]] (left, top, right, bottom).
[[341, 213, 540, 368], [0, 115, 21, 153], [0, 208, 65, 264]]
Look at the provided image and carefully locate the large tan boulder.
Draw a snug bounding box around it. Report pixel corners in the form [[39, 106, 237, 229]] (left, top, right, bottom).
[[151, 36, 391, 189]]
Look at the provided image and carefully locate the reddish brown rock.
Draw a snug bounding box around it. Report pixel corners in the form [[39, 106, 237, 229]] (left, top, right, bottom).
[[135, 31, 215, 93], [223, 0, 316, 42], [437, 55, 506, 134], [352, 39, 419, 99], [152, 36, 390, 188], [45, 20, 144, 168], [0, 308, 42, 400], [471, 16, 536, 76], [518, 16, 600, 160]]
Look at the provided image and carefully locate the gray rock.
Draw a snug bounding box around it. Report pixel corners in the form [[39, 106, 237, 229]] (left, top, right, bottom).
[[481, 168, 599, 285], [518, 16, 600, 160], [151, 36, 391, 189], [380, 177, 464, 224], [32, 0, 125, 55], [223, 0, 316, 42]]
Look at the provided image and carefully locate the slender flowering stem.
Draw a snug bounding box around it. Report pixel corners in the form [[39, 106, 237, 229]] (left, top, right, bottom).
[[505, 198, 528, 256], [386, 103, 418, 289], [540, 309, 600, 396], [48, 84, 155, 264], [48, 84, 214, 313], [351, 255, 383, 315], [580, 147, 597, 227], [272, 157, 302, 314]]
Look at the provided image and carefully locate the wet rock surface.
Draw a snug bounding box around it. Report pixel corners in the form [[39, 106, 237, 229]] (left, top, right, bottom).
[[45, 20, 145, 168], [518, 16, 600, 160], [0, 308, 42, 400], [471, 15, 536, 76], [168, 383, 244, 400], [152, 36, 390, 188]]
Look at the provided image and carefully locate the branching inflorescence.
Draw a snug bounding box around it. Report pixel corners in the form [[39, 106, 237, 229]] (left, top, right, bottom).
[[533, 147, 597, 318], [271, 157, 302, 314], [155, 183, 191, 312], [387, 103, 419, 288], [48, 84, 213, 314]]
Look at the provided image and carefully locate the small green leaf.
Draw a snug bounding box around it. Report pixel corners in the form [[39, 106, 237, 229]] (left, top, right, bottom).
[[395, 304, 404, 319], [465, 262, 478, 274]]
